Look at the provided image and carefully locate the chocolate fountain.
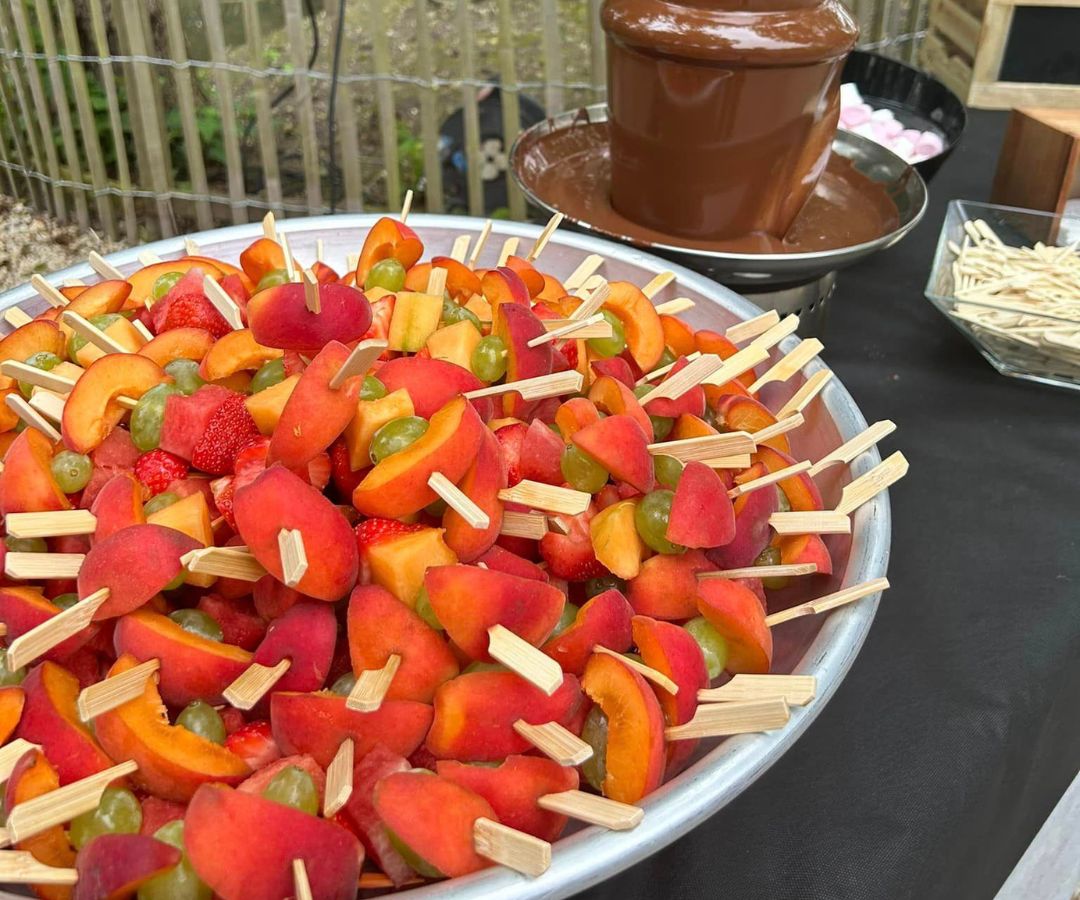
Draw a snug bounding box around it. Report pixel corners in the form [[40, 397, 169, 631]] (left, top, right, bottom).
[[511, 0, 927, 331]]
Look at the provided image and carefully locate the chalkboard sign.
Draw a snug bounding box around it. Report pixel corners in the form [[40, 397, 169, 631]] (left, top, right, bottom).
[[999, 7, 1080, 85]]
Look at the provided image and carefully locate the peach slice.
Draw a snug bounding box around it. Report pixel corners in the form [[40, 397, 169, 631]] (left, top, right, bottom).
[[0, 428, 71, 514], [16, 661, 115, 785], [60, 280, 131, 322], [520, 417, 565, 485], [113, 609, 253, 706], [542, 588, 634, 675], [126, 259, 224, 309], [405, 256, 483, 300], [375, 356, 491, 420], [481, 266, 531, 310], [424, 564, 565, 660], [61, 353, 168, 453], [250, 601, 337, 694], [270, 693, 433, 768], [644, 356, 707, 419], [437, 755, 578, 842], [239, 237, 287, 284], [267, 340, 363, 468], [603, 282, 665, 371], [354, 217, 424, 285], [442, 426, 505, 562], [554, 397, 601, 442], [0, 587, 97, 661], [503, 256, 545, 297], [247, 282, 373, 351], [660, 314, 696, 357], [198, 329, 282, 382], [590, 499, 646, 580], [671, 412, 717, 441], [138, 327, 216, 368], [754, 444, 824, 511], [581, 651, 666, 803], [535, 273, 568, 303], [185, 255, 256, 295], [347, 584, 459, 703], [772, 532, 833, 575], [352, 396, 485, 518], [5, 749, 76, 900], [573, 414, 655, 493], [0, 685, 25, 744], [667, 461, 736, 548], [185, 784, 363, 900], [89, 473, 146, 543], [587, 375, 653, 441], [233, 465, 358, 601], [626, 549, 715, 619], [0, 320, 67, 390], [715, 394, 791, 454], [78, 524, 201, 620], [73, 833, 182, 900], [475, 544, 549, 581], [95, 654, 250, 801], [697, 578, 773, 674], [366, 527, 457, 607], [374, 772, 493, 878], [705, 480, 777, 570], [145, 491, 214, 588], [590, 356, 636, 388], [493, 301, 552, 418], [426, 670, 585, 761]]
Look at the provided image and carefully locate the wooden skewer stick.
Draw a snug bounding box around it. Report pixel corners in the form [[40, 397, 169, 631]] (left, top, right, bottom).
[[4, 394, 61, 442], [181, 547, 267, 581], [5, 510, 97, 539], [346, 653, 401, 713], [449, 234, 471, 263], [464, 371, 583, 402], [4, 308, 34, 329], [765, 577, 889, 627], [747, 314, 800, 352], [747, 339, 824, 394], [654, 297, 695, 317], [729, 461, 812, 499], [88, 250, 124, 280], [4, 552, 86, 581], [527, 213, 564, 262], [497, 481, 591, 516], [131, 319, 154, 343], [699, 344, 772, 389], [775, 368, 833, 419], [203, 276, 244, 330], [467, 220, 493, 269], [499, 511, 548, 540], [0, 851, 78, 885], [563, 254, 604, 292], [6, 588, 110, 671], [647, 431, 756, 462], [429, 473, 489, 529], [302, 269, 321, 314], [641, 270, 675, 300], [292, 859, 313, 900], [488, 625, 563, 696], [768, 511, 851, 535], [137, 250, 163, 267], [60, 310, 129, 356], [751, 413, 805, 445], [700, 454, 753, 470], [807, 420, 897, 477], [5, 760, 138, 846], [528, 313, 610, 347], [280, 234, 298, 282], [698, 674, 817, 706], [497, 237, 519, 268], [473, 817, 551, 877], [29, 275, 68, 309], [328, 339, 387, 390], [77, 659, 159, 722], [62, 279, 85, 288], [426, 265, 449, 298], [665, 697, 790, 741], [638, 354, 724, 404], [183, 238, 200, 256], [513, 720, 593, 766], [29, 392, 66, 426], [637, 351, 702, 386], [699, 563, 818, 581], [0, 740, 42, 784], [593, 645, 678, 695], [568, 281, 611, 321], [346, 252, 360, 272], [262, 210, 277, 241], [277, 528, 308, 588], [315, 238, 325, 264], [322, 739, 354, 817], [725, 310, 780, 344], [399, 189, 414, 223], [223, 659, 292, 710], [834, 451, 909, 516], [537, 790, 643, 831], [1, 362, 131, 410]]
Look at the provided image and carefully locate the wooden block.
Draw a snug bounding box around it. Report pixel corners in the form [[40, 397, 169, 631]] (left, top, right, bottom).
[[992, 108, 1080, 217]]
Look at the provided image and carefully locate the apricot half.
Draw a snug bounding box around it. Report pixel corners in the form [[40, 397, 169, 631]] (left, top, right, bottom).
[[61, 354, 169, 453], [0, 428, 71, 515]]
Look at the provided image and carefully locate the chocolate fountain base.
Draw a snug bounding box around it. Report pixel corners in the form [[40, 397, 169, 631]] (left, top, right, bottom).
[[511, 104, 927, 288], [740, 274, 836, 338]]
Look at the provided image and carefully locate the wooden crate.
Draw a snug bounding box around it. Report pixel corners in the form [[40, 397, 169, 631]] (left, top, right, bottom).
[[920, 0, 1080, 110], [991, 108, 1080, 216]]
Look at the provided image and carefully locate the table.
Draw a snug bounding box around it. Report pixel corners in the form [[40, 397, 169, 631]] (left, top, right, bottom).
[[579, 110, 1080, 900]]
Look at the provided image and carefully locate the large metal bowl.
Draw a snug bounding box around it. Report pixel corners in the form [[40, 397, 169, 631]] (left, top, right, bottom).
[[0, 215, 891, 899]]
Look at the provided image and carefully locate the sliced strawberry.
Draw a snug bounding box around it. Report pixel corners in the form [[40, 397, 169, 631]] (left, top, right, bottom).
[[494, 422, 527, 487], [210, 476, 235, 529], [539, 507, 607, 581], [306, 452, 331, 492], [362, 295, 394, 360], [555, 340, 578, 372], [133, 449, 189, 497], [329, 440, 364, 498], [354, 518, 425, 557], [191, 393, 262, 476], [224, 720, 281, 770]]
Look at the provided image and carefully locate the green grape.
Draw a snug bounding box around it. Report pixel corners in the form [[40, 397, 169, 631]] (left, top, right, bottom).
[[586, 311, 627, 359], [684, 616, 729, 680], [650, 415, 674, 441], [51, 592, 79, 611], [441, 298, 481, 331], [50, 450, 92, 494], [414, 586, 443, 631], [17, 351, 62, 399], [151, 271, 184, 301], [168, 608, 223, 642], [68, 313, 122, 362], [775, 484, 791, 513], [753, 545, 788, 590], [162, 571, 186, 592], [250, 358, 286, 394], [370, 416, 428, 465], [330, 671, 357, 696], [580, 705, 608, 793], [69, 786, 141, 850], [550, 602, 579, 638], [164, 359, 206, 396], [0, 649, 26, 686], [255, 269, 289, 292], [137, 820, 211, 900], [262, 765, 319, 815], [654, 454, 684, 490], [360, 375, 387, 401], [658, 347, 677, 368], [584, 575, 625, 599], [560, 445, 609, 494], [364, 258, 407, 293], [143, 492, 179, 516], [4, 535, 46, 553], [175, 701, 226, 745], [470, 335, 507, 383], [634, 489, 684, 555], [632, 383, 652, 401], [130, 384, 183, 452]]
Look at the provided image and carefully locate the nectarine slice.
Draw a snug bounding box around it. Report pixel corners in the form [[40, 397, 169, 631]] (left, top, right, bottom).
[[572, 414, 655, 494], [603, 282, 665, 371], [89, 473, 146, 543], [0, 684, 24, 745], [198, 328, 282, 381], [73, 833, 182, 900], [0, 586, 97, 661], [354, 217, 424, 285], [542, 588, 634, 675], [250, 601, 337, 694], [126, 259, 224, 309], [0, 428, 71, 514], [696, 578, 773, 674], [667, 460, 736, 548], [238, 237, 286, 284], [442, 425, 505, 562], [247, 282, 373, 351], [626, 549, 716, 620]]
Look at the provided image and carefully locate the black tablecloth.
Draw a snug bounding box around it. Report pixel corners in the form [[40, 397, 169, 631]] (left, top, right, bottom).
[[578, 110, 1080, 900]]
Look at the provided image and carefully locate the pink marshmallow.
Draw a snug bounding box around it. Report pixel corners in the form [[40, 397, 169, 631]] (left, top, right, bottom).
[[900, 128, 922, 145], [915, 131, 944, 157], [840, 103, 872, 127], [882, 118, 904, 140]]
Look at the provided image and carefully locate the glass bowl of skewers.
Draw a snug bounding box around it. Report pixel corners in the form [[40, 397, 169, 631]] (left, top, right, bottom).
[[926, 199, 1080, 390], [0, 210, 900, 900]]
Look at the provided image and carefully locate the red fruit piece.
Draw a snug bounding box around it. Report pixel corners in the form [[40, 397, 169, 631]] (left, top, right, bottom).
[[572, 414, 655, 494], [338, 745, 413, 887], [539, 507, 607, 581], [667, 460, 736, 549], [519, 418, 564, 485], [197, 593, 266, 650], [147, 269, 204, 331], [355, 517, 424, 558], [329, 440, 364, 498], [541, 588, 634, 675], [590, 357, 635, 388], [159, 385, 236, 461], [73, 833, 182, 900], [162, 293, 232, 339], [133, 449, 188, 497], [191, 392, 261, 476], [494, 422, 527, 487], [224, 719, 282, 770]]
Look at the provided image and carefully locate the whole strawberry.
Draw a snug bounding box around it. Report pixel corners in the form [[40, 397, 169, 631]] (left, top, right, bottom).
[[191, 394, 262, 476], [134, 449, 189, 497]]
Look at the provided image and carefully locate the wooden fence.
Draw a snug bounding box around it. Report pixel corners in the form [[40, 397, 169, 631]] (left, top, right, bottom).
[[0, 0, 928, 243]]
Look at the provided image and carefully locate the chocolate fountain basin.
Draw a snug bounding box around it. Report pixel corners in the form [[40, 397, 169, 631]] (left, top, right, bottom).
[[511, 104, 927, 289]]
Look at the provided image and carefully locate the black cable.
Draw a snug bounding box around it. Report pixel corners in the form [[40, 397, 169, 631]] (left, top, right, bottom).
[[327, 0, 347, 214]]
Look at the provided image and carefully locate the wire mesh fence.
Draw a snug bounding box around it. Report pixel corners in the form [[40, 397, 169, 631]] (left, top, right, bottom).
[[0, 0, 929, 242]]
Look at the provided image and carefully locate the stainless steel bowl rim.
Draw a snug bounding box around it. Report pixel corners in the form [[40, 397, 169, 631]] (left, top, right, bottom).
[[0, 214, 891, 899]]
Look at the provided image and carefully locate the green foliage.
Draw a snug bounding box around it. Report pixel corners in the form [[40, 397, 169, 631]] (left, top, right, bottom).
[[397, 122, 424, 197]]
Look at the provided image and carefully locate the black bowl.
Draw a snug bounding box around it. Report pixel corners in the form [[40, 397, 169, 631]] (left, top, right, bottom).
[[841, 50, 967, 181]]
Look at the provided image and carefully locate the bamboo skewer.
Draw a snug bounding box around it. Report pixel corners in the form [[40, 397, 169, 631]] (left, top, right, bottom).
[[302, 269, 321, 314], [725, 310, 780, 344], [747, 314, 800, 352], [698, 674, 817, 706], [647, 432, 756, 462], [428, 473, 489, 529], [665, 698, 791, 741], [834, 451, 909, 516], [60, 310, 130, 356], [729, 461, 811, 499], [322, 739, 354, 818], [329, 339, 388, 390], [183, 238, 200, 256], [528, 314, 610, 347], [497, 481, 591, 516], [346, 654, 401, 713], [0, 741, 42, 784], [1, 362, 135, 410], [28, 393, 65, 426], [262, 211, 277, 241], [537, 791, 643, 831], [568, 281, 610, 320], [765, 577, 889, 626], [292, 859, 313, 900], [464, 371, 583, 402], [698, 563, 818, 581], [747, 339, 824, 393], [0, 851, 78, 886], [426, 266, 449, 298], [768, 511, 851, 535], [636, 351, 702, 386], [181, 547, 267, 581], [654, 297, 695, 317], [497, 237, 519, 268], [5, 510, 97, 539], [5, 588, 110, 671], [87, 251, 124, 280], [4, 308, 33, 329], [487, 625, 563, 696], [499, 511, 549, 540], [76, 659, 159, 722], [280, 234, 298, 282], [131, 319, 154, 343], [592, 645, 678, 695], [202, 276, 244, 330], [399, 189, 414, 224], [526, 213, 564, 262], [223, 659, 291, 710], [562, 254, 604, 292], [473, 817, 550, 877], [467, 220, 493, 269], [775, 369, 833, 419], [641, 271, 675, 300], [699, 344, 771, 388], [638, 354, 724, 404], [137, 251, 163, 267], [4, 552, 86, 581], [807, 420, 897, 477], [513, 720, 592, 766], [276, 528, 308, 588], [29, 274, 68, 308], [751, 413, 805, 445], [449, 234, 472, 264]]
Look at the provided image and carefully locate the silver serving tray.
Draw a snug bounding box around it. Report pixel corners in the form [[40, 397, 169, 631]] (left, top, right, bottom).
[[0, 215, 891, 899]]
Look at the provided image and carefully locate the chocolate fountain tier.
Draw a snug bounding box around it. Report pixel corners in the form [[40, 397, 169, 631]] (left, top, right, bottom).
[[511, 104, 927, 287]]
